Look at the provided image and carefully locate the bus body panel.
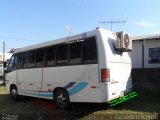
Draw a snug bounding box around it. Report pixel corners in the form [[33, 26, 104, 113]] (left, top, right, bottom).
[[5, 70, 18, 93], [97, 29, 132, 101], [42, 64, 99, 102], [17, 68, 43, 97]]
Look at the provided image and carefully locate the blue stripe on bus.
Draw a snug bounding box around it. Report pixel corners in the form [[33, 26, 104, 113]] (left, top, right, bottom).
[[18, 82, 88, 97], [19, 90, 53, 97], [32, 92, 53, 97], [64, 82, 76, 89], [68, 82, 88, 95]]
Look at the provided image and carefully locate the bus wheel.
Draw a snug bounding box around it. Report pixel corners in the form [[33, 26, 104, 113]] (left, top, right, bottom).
[[54, 88, 70, 109], [10, 86, 19, 100]]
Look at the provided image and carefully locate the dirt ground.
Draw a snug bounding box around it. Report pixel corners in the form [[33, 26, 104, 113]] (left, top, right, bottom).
[[0, 94, 111, 120]]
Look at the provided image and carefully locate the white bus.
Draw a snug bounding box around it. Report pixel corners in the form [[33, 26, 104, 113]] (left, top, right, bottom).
[[5, 28, 132, 109]]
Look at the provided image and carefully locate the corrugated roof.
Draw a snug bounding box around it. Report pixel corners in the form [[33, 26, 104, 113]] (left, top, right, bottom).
[[132, 33, 160, 40]]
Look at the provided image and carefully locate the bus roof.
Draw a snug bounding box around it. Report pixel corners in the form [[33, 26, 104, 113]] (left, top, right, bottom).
[[14, 28, 112, 54], [14, 29, 95, 53]]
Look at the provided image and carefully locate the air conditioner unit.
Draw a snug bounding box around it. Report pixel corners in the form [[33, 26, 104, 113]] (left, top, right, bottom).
[[116, 31, 132, 52]]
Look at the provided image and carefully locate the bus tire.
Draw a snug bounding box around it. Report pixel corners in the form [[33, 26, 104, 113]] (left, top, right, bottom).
[[54, 88, 70, 109], [10, 85, 19, 100]]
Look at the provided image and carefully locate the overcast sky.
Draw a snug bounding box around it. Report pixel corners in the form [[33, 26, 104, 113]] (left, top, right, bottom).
[[0, 0, 160, 52]]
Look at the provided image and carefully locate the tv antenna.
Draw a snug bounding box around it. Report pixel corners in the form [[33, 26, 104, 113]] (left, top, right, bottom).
[[99, 18, 127, 31]]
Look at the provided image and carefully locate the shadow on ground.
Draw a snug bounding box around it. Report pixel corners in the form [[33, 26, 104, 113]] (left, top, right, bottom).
[[0, 94, 109, 120]]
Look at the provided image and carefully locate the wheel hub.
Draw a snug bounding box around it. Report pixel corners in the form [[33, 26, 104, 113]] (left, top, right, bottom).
[[11, 89, 17, 97], [57, 93, 67, 105]]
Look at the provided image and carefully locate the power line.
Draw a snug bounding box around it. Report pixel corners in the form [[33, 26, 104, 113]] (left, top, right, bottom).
[[0, 36, 42, 41]]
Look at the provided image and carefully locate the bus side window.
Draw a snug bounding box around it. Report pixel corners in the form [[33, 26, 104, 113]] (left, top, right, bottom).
[[46, 46, 56, 66], [22, 52, 28, 68], [69, 41, 82, 64], [56, 43, 68, 65], [17, 54, 23, 69], [36, 49, 44, 67], [28, 51, 36, 68], [7, 55, 17, 72], [82, 37, 97, 63]]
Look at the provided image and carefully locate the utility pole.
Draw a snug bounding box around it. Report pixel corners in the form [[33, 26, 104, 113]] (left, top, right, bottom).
[[3, 41, 5, 84], [99, 20, 127, 31]]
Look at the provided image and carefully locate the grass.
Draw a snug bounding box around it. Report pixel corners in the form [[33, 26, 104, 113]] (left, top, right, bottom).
[[0, 85, 7, 94], [80, 110, 153, 120], [80, 91, 160, 120]]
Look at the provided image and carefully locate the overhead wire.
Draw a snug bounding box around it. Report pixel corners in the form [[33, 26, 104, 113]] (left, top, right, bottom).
[[0, 36, 42, 41]]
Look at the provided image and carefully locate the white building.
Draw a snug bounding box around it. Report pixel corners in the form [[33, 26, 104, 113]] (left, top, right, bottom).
[[0, 53, 12, 61], [131, 34, 160, 69], [0, 53, 12, 77]]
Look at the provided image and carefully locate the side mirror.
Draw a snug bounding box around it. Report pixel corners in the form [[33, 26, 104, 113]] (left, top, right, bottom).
[[3, 62, 8, 73], [4, 68, 8, 73]]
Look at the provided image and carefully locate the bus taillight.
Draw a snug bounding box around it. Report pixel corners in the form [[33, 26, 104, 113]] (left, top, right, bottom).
[[101, 69, 110, 82]]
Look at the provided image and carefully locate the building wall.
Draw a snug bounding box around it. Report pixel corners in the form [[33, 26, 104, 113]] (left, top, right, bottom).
[[131, 39, 160, 68], [131, 41, 142, 68], [131, 38, 160, 93]]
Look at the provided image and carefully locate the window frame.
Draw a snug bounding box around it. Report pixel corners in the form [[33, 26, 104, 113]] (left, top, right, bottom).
[[68, 40, 83, 65], [7, 54, 18, 72], [12, 36, 98, 70], [27, 50, 36, 68], [82, 36, 98, 64], [35, 48, 45, 67], [45, 45, 56, 67], [56, 43, 69, 66], [149, 47, 160, 64], [17, 53, 23, 69]]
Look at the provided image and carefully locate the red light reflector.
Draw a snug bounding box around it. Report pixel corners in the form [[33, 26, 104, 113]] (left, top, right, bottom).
[[101, 68, 110, 82], [91, 86, 96, 88]]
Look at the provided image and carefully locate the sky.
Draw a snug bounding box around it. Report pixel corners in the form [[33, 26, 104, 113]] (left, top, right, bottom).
[[0, 0, 160, 52]]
